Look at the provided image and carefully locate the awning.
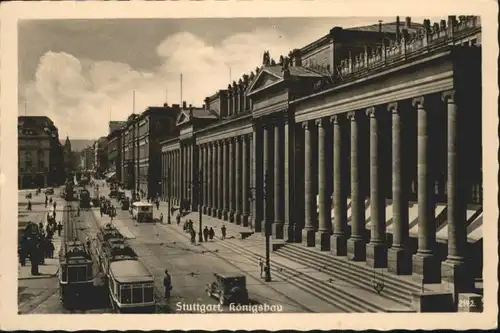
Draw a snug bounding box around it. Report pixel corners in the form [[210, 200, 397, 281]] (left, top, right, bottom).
[[105, 171, 117, 179]]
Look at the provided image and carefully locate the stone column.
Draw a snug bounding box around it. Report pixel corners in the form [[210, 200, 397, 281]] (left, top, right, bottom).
[[316, 118, 331, 251], [223, 139, 230, 220], [217, 141, 224, 218], [242, 135, 249, 227], [178, 149, 181, 204], [441, 90, 472, 292], [235, 136, 242, 225], [176, 150, 180, 204], [207, 143, 213, 215], [332, 114, 348, 256], [274, 117, 285, 239], [366, 107, 387, 268], [262, 123, 271, 231], [229, 138, 235, 222], [387, 102, 411, 274], [200, 145, 206, 213], [180, 145, 184, 201], [190, 143, 196, 210], [412, 96, 440, 284], [302, 121, 315, 247], [212, 142, 218, 217], [252, 125, 263, 232], [284, 119, 295, 242]]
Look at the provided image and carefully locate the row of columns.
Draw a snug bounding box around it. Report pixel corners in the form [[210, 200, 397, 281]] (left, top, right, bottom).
[[164, 135, 252, 225], [299, 91, 471, 289], [251, 114, 289, 240]]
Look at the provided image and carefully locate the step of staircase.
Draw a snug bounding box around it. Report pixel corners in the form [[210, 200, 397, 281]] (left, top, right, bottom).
[[276, 244, 415, 307], [271, 242, 427, 308], [221, 237, 413, 313]]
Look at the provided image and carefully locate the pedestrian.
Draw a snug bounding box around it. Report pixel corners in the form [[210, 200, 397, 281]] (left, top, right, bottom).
[[209, 227, 215, 241], [190, 228, 196, 244], [160, 213, 163, 223], [221, 224, 226, 240], [163, 269, 172, 300], [155, 200, 159, 210], [48, 240, 55, 258], [53, 201, 57, 210], [27, 201, 32, 211], [258, 258, 264, 278], [203, 226, 209, 242], [53, 210, 56, 219], [57, 222, 62, 237], [86, 237, 91, 251], [176, 213, 181, 226], [49, 197, 53, 204]]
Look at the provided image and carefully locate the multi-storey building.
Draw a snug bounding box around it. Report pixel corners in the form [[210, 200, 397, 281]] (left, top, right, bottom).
[[109, 121, 126, 135], [80, 146, 94, 171], [161, 16, 483, 311], [121, 104, 181, 198], [107, 127, 122, 182], [18, 116, 64, 189], [93, 136, 108, 177]]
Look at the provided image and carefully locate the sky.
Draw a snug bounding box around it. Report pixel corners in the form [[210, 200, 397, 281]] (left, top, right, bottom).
[[19, 17, 425, 140]]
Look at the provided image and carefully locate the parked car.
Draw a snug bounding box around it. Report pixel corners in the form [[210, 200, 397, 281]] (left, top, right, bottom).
[[45, 187, 54, 195], [206, 273, 249, 305]]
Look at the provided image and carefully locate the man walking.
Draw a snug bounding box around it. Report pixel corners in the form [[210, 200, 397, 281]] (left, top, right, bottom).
[[163, 269, 172, 300]]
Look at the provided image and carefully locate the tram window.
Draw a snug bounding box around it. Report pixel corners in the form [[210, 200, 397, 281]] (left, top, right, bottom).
[[132, 285, 143, 303], [68, 266, 87, 282], [121, 286, 132, 304], [143, 287, 154, 303]]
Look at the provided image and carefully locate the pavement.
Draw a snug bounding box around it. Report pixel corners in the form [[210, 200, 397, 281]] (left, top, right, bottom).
[[18, 189, 66, 280]]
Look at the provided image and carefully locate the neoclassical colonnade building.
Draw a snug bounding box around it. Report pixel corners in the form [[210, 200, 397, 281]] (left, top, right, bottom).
[[161, 16, 482, 295]]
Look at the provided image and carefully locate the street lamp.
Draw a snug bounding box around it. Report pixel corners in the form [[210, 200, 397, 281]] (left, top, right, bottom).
[[248, 170, 272, 282]]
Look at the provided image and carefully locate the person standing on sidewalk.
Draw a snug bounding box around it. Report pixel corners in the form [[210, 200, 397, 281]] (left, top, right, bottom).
[[163, 269, 172, 300], [57, 222, 62, 237], [203, 226, 209, 242], [258, 258, 264, 278], [159, 213, 164, 223], [221, 225, 226, 240], [209, 227, 215, 241], [155, 199, 160, 210]]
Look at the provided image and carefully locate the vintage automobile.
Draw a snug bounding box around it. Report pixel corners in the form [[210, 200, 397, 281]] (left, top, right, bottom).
[[206, 273, 249, 305], [45, 187, 55, 195]]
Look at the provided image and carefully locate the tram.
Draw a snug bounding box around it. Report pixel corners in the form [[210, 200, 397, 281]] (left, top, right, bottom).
[[58, 239, 94, 308], [95, 223, 155, 313], [79, 188, 91, 209], [64, 181, 76, 201]]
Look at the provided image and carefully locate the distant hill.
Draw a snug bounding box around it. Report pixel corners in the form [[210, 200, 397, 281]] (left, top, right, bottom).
[[60, 139, 95, 152]]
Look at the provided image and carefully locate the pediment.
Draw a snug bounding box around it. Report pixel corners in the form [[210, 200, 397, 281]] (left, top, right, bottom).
[[246, 69, 283, 95], [176, 111, 191, 127]]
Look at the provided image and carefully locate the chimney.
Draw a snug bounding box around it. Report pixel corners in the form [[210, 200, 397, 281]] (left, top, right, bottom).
[[189, 104, 192, 108], [182, 101, 187, 109], [405, 16, 411, 29], [291, 48, 302, 67], [396, 16, 400, 42], [163, 103, 169, 108], [378, 20, 383, 33]]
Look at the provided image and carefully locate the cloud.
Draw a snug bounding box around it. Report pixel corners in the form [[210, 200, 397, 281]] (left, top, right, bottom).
[[20, 25, 332, 140]]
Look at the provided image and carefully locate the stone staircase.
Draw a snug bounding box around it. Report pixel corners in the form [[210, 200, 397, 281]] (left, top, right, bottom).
[[216, 236, 415, 313], [271, 242, 425, 309]]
